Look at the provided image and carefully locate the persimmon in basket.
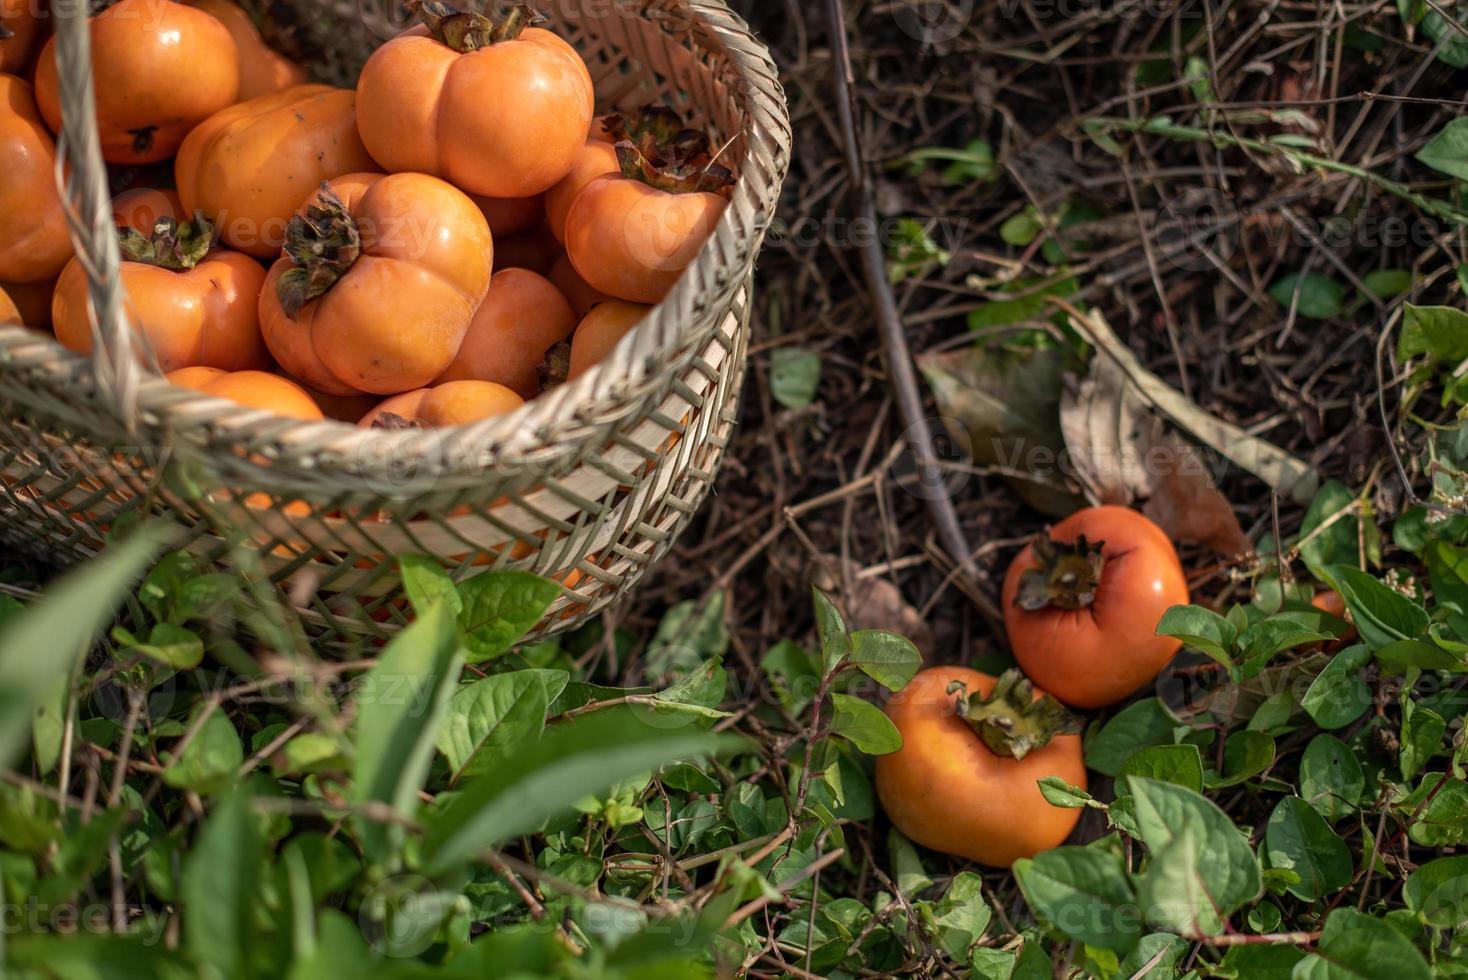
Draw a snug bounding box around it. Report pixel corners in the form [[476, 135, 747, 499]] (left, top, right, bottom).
[[189, 0, 309, 100], [358, 381, 524, 429], [35, 0, 241, 165], [257, 174, 494, 396], [53, 213, 270, 374], [564, 119, 734, 304], [0, 75, 73, 284], [356, 1, 594, 199], [0, 0, 45, 73]]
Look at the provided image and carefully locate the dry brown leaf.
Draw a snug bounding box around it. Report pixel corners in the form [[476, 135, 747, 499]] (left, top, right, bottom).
[[1059, 314, 1259, 557], [810, 556, 935, 661]]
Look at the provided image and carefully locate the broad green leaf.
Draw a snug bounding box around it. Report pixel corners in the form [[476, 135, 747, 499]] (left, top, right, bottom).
[[1292, 908, 1432, 979], [1270, 273, 1344, 320], [1128, 777, 1261, 935], [1085, 699, 1178, 777], [1400, 706, 1446, 781], [1013, 847, 1141, 952], [1417, 119, 1468, 181], [423, 706, 742, 875], [1405, 856, 1468, 929], [654, 657, 729, 720], [828, 693, 902, 755], [932, 871, 992, 960], [1299, 734, 1364, 821], [6, 934, 195, 980], [32, 673, 67, 779], [1155, 606, 1236, 668], [161, 708, 243, 794], [1207, 730, 1276, 788], [888, 828, 933, 897], [114, 623, 204, 670], [1327, 566, 1428, 649], [848, 630, 922, 692], [1118, 744, 1204, 791], [399, 554, 463, 618], [437, 669, 567, 782], [271, 733, 345, 777], [1136, 822, 1226, 936], [1408, 776, 1468, 846], [182, 789, 261, 979], [647, 591, 728, 677], [457, 571, 559, 663], [1398, 304, 1468, 363], [1301, 646, 1372, 729], [1361, 269, 1413, 300], [1264, 797, 1353, 900], [1038, 777, 1105, 809], [352, 605, 464, 863], [1217, 943, 1306, 979], [1299, 483, 1364, 581], [0, 527, 165, 770], [770, 347, 822, 409], [1375, 638, 1466, 673], [761, 640, 821, 713]]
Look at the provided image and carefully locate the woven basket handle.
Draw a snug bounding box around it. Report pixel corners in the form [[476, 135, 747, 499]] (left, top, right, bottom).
[[53, 0, 143, 430]]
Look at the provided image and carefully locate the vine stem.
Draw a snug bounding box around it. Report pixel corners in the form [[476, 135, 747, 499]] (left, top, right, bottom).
[[1084, 114, 1468, 227], [1204, 930, 1321, 947]]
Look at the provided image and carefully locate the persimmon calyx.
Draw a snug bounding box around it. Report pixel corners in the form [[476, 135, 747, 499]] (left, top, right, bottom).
[[409, 0, 541, 50], [278, 183, 362, 321], [538, 340, 571, 391], [615, 141, 737, 195], [949, 671, 1083, 762], [1015, 534, 1107, 612], [118, 212, 216, 271], [604, 105, 712, 161]]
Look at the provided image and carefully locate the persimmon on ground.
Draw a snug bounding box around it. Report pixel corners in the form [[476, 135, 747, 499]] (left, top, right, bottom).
[[1002, 505, 1190, 709], [189, 0, 309, 100], [437, 269, 577, 399], [258, 174, 493, 396], [0, 76, 73, 284], [356, 1, 594, 199], [569, 300, 651, 380], [35, 0, 241, 164], [53, 214, 270, 374], [876, 668, 1087, 867], [176, 85, 377, 258]]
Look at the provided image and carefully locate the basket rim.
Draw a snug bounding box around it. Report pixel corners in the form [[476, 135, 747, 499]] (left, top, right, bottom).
[[42, 0, 791, 474]]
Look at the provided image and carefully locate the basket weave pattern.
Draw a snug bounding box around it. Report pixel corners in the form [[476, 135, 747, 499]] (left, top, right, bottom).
[[0, 0, 790, 642]]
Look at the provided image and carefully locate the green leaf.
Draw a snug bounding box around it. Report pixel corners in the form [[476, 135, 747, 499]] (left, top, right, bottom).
[[1408, 776, 1468, 846], [1301, 646, 1372, 730], [812, 588, 852, 673], [1264, 797, 1353, 900], [1001, 210, 1043, 247], [966, 276, 1080, 331], [161, 708, 243, 794], [1375, 638, 1466, 672], [1085, 699, 1178, 777], [1037, 777, 1105, 809], [1400, 706, 1446, 781], [1327, 566, 1428, 649], [0, 527, 165, 771], [352, 604, 464, 864], [1128, 777, 1261, 936], [7, 934, 195, 980], [1207, 731, 1276, 788], [272, 732, 345, 776], [848, 630, 922, 692], [1270, 273, 1344, 320], [647, 591, 728, 676], [1299, 734, 1364, 821], [761, 640, 821, 713], [932, 871, 993, 960], [828, 693, 902, 755], [770, 347, 822, 409], [1117, 933, 1189, 978], [115, 622, 204, 670], [654, 656, 729, 720], [888, 827, 933, 897], [1118, 744, 1204, 791], [1013, 847, 1141, 952], [182, 789, 261, 979], [1293, 908, 1432, 979], [1218, 943, 1306, 979], [32, 673, 67, 779], [1155, 605, 1236, 669], [437, 669, 566, 782], [399, 554, 463, 618], [1299, 482, 1367, 582], [423, 706, 742, 875], [1417, 117, 1468, 181], [457, 571, 559, 663], [1404, 855, 1468, 929], [1361, 269, 1413, 300], [1398, 304, 1468, 364]]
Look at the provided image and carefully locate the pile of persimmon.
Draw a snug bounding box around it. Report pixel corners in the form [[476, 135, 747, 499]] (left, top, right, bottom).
[[0, 0, 737, 428]]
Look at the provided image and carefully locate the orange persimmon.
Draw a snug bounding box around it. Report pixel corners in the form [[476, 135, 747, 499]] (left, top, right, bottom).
[[548, 254, 610, 319], [112, 189, 183, 234], [0, 75, 72, 283], [189, 0, 309, 100], [0, 0, 45, 73], [0, 277, 55, 330], [358, 380, 523, 429], [176, 85, 378, 258], [437, 268, 576, 399], [473, 193, 545, 239], [568, 300, 651, 380], [355, 1, 593, 199], [257, 173, 493, 395], [545, 139, 619, 243], [54, 214, 269, 373], [35, 0, 240, 164]]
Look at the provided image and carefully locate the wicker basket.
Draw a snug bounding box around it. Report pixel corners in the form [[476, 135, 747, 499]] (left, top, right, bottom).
[[0, 0, 790, 644]]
